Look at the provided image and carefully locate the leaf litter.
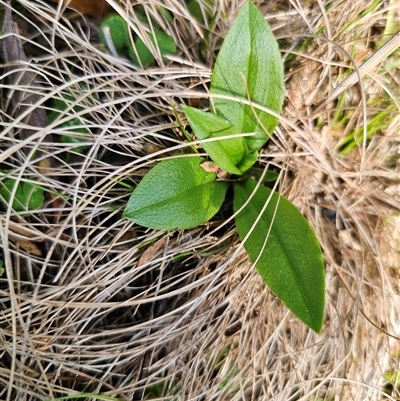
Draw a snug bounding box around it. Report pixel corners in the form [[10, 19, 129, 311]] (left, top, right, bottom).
[[0, 0, 399, 400]]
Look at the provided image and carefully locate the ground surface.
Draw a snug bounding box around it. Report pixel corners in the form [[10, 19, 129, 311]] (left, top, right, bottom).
[[0, 0, 399, 400]]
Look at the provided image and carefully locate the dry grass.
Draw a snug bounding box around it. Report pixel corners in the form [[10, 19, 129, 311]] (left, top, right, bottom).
[[0, 0, 399, 400]]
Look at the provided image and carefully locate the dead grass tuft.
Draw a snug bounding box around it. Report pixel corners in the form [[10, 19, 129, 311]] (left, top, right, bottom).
[[0, 0, 399, 400]]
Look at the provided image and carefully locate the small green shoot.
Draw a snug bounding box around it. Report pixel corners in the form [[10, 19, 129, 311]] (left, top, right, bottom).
[[383, 370, 400, 396], [144, 380, 180, 400], [124, 1, 325, 333], [99, 13, 176, 67], [339, 104, 396, 153], [99, 14, 130, 53], [0, 174, 44, 212], [47, 93, 91, 158], [0, 259, 4, 277], [186, 0, 213, 23]]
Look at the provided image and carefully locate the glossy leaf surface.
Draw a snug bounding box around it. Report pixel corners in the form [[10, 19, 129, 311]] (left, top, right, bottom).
[[211, 1, 284, 152], [124, 157, 228, 230], [233, 178, 325, 332]]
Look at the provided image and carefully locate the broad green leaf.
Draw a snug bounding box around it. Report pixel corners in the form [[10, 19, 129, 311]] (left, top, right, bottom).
[[233, 178, 325, 332], [124, 157, 228, 230], [211, 1, 284, 152], [0, 176, 44, 212], [181, 105, 245, 175]]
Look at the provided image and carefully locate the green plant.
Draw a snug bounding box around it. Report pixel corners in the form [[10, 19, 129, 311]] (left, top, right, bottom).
[[338, 103, 397, 153], [0, 89, 91, 213], [124, 1, 325, 333], [99, 13, 176, 67], [186, 0, 214, 23], [0, 173, 44, 212], [47, 91, 93, 159], [143, 380, 180, 400], [383, 370, 400, 396]]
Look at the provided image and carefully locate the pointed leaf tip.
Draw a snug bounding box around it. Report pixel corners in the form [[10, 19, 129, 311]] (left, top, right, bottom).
[[233, 179, 325, 332], [211, 1, 284, 152]]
